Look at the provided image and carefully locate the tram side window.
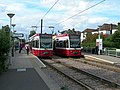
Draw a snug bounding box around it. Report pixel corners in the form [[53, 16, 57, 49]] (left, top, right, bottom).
[[59, 41, 62, 47], [63, 40, 68, 48], [36, 40, 39, 48], [56, 41, 59, 47], [31, 41, 33, 47], [32, 41, 34, 47], [63, 41, 66, 48], [56, 41, 67, 48], [33, 41, 36, 48]]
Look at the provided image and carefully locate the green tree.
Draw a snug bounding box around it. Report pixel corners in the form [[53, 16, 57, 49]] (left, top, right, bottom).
[[82, 33, 97, 47], [103, 35, 113, 47], [111, 31, 120, 48], [82, 33, 107, 47], [103, 23, 120, 48], [0, 25, 10, 73], [106, 23, 120, 48], [29, 30, 36, 37], [61, 28, 76, 34], [67, 28, 76, 34]]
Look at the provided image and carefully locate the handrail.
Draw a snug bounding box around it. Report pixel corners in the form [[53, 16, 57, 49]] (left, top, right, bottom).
[[82, 47, 120, 58]]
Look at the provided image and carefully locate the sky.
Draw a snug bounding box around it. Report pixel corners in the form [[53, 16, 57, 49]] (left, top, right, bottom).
[[0, 0, 120, 37]]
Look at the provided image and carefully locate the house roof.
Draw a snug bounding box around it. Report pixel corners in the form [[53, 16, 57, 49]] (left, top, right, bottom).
[[99, 23, 117, 31], [83, 23, 117, 33], [82, 28, 97, 33]]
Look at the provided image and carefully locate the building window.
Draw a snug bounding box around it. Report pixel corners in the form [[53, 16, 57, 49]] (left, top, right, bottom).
[[106, 31, 110, 35]]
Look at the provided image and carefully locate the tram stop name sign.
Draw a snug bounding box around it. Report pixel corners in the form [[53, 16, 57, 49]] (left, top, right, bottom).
[[13, 33, 24, 38]]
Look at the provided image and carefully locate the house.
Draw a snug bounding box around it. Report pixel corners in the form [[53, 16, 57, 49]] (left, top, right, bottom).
[[81, 28, 97, 42], [81, 23, 118, 42], [97, 23, 117, 35]]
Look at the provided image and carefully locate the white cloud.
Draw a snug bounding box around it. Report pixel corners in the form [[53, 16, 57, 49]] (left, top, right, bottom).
[[0, 4, 6, 12], [5, 3, 26, 12], [0, 0, 120, 35], [40, 0, 54, 5], [88, 17, 108, 24]]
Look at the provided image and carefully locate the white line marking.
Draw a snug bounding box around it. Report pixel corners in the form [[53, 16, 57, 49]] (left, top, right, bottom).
[[17, 68, 26, 72], [84, 55, 115, 64], [31, 54, 46, 68]]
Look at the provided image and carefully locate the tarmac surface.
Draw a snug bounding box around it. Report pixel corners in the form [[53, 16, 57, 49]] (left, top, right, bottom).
[[0, 49, 60, 90], [0, 68, 49, 90]]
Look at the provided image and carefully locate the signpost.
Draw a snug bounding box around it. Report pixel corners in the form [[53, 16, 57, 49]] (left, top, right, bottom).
[[13, 33, 24, 52], [13, 33, 24, 37], [96, 39, 103, 54]]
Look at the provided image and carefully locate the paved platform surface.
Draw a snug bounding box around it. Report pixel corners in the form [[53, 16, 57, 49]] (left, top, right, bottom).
[[0, 50, 60, 90], [0, 68, 49, 90], [83, 52, 120, 65]]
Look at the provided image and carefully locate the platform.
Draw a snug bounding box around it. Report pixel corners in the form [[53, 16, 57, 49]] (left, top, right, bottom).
[[83, 52, 120, 65], [0, 50, 60, 90]]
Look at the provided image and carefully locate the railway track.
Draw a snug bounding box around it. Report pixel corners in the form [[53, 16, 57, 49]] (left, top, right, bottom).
[[53, 55, 120, 72], [73, 58, 120, 72], [41, 58, 120, 90]]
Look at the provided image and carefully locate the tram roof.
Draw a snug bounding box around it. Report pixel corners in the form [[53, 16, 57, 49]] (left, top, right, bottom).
[[29, 33, 52, 41], [55, 34, 80, 38], [30, 33, 52, 38]]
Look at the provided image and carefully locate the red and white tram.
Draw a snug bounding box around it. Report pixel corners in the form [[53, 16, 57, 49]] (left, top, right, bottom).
[[53, 34, 81, 57], [29, 33, 53, 57]]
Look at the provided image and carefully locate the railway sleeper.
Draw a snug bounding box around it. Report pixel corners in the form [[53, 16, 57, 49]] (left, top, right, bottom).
[[42, 59, 94, 90], [70, 66, 120, 88]]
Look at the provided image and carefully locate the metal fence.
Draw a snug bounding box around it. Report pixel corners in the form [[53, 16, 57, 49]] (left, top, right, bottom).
[[82, 47, 120, 58], [108, 49, 120, 57]]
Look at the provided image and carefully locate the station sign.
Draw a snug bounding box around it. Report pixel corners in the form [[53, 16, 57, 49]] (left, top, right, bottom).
[[13, 33, 24, 37]]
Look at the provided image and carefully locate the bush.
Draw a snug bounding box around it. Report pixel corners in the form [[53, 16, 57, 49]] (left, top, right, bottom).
[[0, 55, 7, 73], [103, 41, 113, 48], [0, 25, 10, 73], [82, 42, 96, 48]]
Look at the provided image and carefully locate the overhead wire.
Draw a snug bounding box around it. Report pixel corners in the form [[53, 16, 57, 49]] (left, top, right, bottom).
[[35, 0, 60, 29], [55, 0, 106, 26], [42, 0, 60, 19]]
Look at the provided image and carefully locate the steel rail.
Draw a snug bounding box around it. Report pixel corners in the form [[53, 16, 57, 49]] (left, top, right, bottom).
[[41, 59, 94, 90], [45, 57, 120, 89], [57, 59, 120, 88]]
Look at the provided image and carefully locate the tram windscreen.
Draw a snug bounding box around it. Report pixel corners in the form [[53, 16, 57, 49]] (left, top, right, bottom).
[[69, 35, 81, 48], [40, 35, 52, 48]]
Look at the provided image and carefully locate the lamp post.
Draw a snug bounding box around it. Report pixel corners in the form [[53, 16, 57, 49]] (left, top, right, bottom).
[[49, 26, 54, 34], [11, 24, 16, 57], [12, 24, 16, 32], [98, 26, 101, 55], [31, 26, 38, 31], [41, 19, 43, 34], [7, 13, 15, 64]]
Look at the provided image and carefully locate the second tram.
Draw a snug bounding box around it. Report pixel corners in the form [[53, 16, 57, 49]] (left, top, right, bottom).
[[53, 34, 81, 57]]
